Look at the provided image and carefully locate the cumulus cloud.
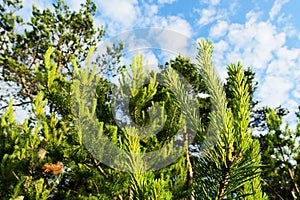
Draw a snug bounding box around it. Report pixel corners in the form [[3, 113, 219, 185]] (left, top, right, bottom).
[[196, 0, 225, 26], [142, 15, 193, 56], [269, 0, 290, 21], [212, 40, 229, 80], [226, 11, 286, 69], [155, 16, 192, 37], [143, 4, 159, 17], [120, 50, 159, 68], [258, 76, 293, 107], [211, 0, 221, 5], [157, 0, 177, 4], [92, 0, 194, 79], [293, 85, 300, 99], [229, 0, 239, 13], [208, 6, 300, 128], [266, 47, 300, 76], [202, 0, 221, 6], [95, 0, 192, 39], [64, 0, 85, 11], [96, 0, 140, 29], [147, 26, 194, 59], [197, 8, 218, 25], [209, 20, 229, 38]]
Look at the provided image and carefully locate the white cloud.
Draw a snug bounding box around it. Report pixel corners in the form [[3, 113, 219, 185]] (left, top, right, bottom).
[[157, 51, 177, 65], [210, 0, 221, 5], [161, 16, 192, 37], [95, 1, 192, 40], [213, 40, 228, 59], [143, 51, 160, 66], [258, 76, 293, 108], [229, 0, 239, 13], [277, 13, 291, 24], [202, 0, 221, 6], [140, 51, 161, 72], [143, 4, 159, 17], [144, 15, 192, 37], [198, 8, 218, 25], [214, 40, 229, 52], [94, 0, 193, 71], [65, 0, 85, 11], [246, 10, 262, 24], [269, 0, 290, 21], [148, 26, 194, 57], [97, 0, 140, 28], [120, 50, 159, 67], [195, 0, 224, 28], [226, 11, 286, 69], [207, 7, 300, 127], [213, 40, 229, 79], [263, 47, 300, 95], [283, 99, 299, 130], [293, 85, 300, 99], [157, 0, 177, 4], [209, 20, 229, 38], [15, 0, 52, 23]]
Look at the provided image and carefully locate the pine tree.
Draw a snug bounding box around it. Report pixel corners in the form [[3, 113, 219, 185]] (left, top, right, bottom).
[[193, 40, 267, 199], [1, 40, 271, 199], [253, 107, 300, 199], [0, 1, 275, 198], [72, 52, 194, 199], [0, 0, 123, 116]]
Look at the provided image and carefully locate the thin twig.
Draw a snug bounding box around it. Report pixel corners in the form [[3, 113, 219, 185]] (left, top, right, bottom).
[[12, 171, 19, 180], [0, 101, 31, 110], [279, 146, 300, 198], [185, 126, 195, 200], [93, 158, 108, 179], [261, 178, 284, 200]]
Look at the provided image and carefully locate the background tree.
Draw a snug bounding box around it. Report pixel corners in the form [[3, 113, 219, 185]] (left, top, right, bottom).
[[161, 56, 211, 137], [252, 106, 300, 200], [0, 0, 123, 116]]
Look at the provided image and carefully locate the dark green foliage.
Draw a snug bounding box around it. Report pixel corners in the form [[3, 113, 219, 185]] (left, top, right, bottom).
[[164, 55, 211, 125], [253, 107, 300, 199], [164, 55, 207, 94], [96, 78, 115, 125]]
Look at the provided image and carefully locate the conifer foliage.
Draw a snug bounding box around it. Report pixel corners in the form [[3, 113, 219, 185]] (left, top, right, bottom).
[[193, 41, 267, 199], [1, 0, 297, 199]]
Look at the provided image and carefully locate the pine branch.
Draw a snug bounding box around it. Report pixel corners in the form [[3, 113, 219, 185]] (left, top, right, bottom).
[[218, 166, 230, 200], [194, 40, 267, 199]]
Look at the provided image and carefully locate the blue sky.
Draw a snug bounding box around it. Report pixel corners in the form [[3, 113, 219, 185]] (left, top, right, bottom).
[[15, 0, 300, 128]]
